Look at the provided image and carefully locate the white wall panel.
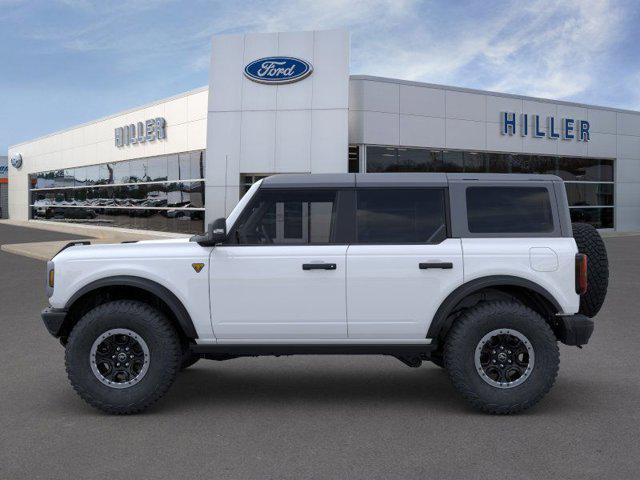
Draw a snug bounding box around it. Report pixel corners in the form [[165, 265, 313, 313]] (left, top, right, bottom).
[[587, 133, 617, 158], [276, 31, 314, 110], [186, 118, 207, 151], [446, 118, 485, 150], [348, 110, 365, 144], [311, 109, 349, 173], [206, 112, 241, 186], [360, 81, 399, 114], [209, 35, 243, 112], [616, 158, 640, 183], [363, 111, 399, 146], [446, 91, 485, 122], [557, 105, 587, 123], [617, 206, 640, 231], [400, 85, 445, 117], [311, 29, 350, 109], [618, 135, 640, 159], [617, 112, 640, 137], [275, 110, 312, 172], [241, 33, 278, 111], [557, 137, 588, 157], [348, 80, 365, 111], [399, 115, 445, 148], [588, 109, 617, 134], [486, 96, 522, 124], [239, 110, 276, 173], [522, 135, 558, 155], [523, 100, 557, 118], [187, 91, 208, 121], [616, 183, 640, 206], [164, 97, 188, 125], [485, 124, 524, 153]]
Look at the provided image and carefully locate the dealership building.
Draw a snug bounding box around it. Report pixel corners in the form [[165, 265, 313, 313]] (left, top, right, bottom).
[[7, 29, 640, 233]]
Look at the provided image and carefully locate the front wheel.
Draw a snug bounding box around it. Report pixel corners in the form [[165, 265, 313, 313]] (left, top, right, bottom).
[[444, 301, 559, 414], [65, 300, 182, 414]]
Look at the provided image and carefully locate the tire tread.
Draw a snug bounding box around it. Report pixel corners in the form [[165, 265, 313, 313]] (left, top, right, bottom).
[[65, 300, 181, 415], [444, 301, 559, 414]]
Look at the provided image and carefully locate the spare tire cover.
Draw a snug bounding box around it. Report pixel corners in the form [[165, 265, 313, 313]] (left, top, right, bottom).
[[572, 223, 609, 317]]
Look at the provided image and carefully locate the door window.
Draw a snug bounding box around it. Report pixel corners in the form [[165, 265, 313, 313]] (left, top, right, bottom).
[[356, 188, 447, 244], [232, 189, 338, 245]]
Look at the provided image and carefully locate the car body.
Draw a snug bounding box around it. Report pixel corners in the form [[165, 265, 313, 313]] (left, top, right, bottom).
[[42, 173, 605, 414]]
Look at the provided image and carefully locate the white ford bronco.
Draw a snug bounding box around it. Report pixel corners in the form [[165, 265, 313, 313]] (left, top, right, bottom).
[[42, 173, 609, 414]]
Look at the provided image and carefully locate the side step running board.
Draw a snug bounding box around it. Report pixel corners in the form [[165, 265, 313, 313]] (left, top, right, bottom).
[[191, 343, 437, 358]]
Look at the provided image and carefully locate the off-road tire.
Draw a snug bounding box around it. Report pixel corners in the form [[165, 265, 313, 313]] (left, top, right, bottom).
[[572, 222, 609, 317], [180, 349, 200, 370], [430, 351, 444, 368], [444, 301, 559, 414], [65, 300, 181, 414]]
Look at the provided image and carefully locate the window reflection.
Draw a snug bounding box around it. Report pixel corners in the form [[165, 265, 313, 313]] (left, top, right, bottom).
[[365, 146, 615, 229], [28, 151, 206, 234]]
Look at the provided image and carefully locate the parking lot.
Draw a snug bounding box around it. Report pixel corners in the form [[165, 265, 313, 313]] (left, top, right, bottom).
[[1, 223, 639, 480]]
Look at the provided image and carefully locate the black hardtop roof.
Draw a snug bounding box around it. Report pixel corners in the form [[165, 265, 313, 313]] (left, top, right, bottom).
[[260, 172, 563, 188]]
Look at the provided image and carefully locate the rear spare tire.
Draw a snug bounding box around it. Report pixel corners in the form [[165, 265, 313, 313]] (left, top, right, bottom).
[[572, 222, 609, 317]]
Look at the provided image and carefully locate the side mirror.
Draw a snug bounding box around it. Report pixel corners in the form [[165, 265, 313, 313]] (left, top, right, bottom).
[[190, 217, 227, 246]]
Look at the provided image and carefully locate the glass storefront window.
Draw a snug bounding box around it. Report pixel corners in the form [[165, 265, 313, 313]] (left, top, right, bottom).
[[565, 183, 614, 207], [28, 150, 206, 234], [570, 208, 614, 229], [348, 145, 360, 173], [441, 151, 463, 172], [365, 146, 615, 229]]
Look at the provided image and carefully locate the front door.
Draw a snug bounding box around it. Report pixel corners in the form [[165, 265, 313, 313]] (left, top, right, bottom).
[[346, 187, 463, 339], [210, 188, 349, 340]]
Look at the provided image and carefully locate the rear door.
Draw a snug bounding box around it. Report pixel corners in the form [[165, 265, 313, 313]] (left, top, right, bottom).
[[346, 187, 463, 339]]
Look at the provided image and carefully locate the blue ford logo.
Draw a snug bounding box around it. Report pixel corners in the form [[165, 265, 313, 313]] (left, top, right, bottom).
[[10, 153, 22, 169], [244, 56, 313, 84]]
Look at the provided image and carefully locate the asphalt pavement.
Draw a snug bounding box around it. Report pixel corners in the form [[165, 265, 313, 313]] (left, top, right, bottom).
[[0, 223, 639, 479]]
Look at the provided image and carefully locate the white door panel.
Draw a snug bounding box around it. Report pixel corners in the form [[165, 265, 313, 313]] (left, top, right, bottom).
[[211, 245, 348, 339], [346, 239, 463, 339]]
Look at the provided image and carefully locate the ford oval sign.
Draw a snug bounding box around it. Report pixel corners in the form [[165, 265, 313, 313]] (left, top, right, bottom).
[[244, 56, 313, 85], [10, 153, 23, 169]]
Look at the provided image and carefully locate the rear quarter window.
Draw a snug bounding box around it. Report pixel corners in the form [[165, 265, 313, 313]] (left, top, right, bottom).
[[466, 186, 554, 233]]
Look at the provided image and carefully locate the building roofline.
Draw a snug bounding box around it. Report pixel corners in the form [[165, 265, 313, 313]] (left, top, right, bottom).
[[350, 75, 640, 116], [8, 85, 209, 150], [10, 74, 640, 151]]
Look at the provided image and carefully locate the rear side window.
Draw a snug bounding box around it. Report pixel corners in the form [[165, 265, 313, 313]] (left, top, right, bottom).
[[466, 186, 554, 233], [356, 188, 447, 243]]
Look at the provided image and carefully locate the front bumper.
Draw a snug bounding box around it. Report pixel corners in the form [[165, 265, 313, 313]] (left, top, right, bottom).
[[41, 307, 68, 337], [555, 314, 594, 346]]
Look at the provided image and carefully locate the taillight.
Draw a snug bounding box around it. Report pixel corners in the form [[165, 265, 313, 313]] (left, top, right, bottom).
[[575, 253, 588, 295]]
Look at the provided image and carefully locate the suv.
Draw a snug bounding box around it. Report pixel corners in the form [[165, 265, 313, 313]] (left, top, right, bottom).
[[41, 173, 608, 414]]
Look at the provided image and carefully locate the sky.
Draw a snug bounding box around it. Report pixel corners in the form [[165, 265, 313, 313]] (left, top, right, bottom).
[[1, 0, 639, 153]]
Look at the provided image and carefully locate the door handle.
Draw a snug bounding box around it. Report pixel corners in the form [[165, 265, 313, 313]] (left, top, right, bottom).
[[419, 262, 453, 270], [302, 263, 337, 271]]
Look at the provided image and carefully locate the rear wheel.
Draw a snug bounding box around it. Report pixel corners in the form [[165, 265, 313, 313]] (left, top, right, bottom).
[[444, 301, 559, 414], [65, 300, 181, 414]]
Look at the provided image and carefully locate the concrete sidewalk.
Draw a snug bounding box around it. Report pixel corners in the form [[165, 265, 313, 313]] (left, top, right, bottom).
[[0, 219, 190, 261]]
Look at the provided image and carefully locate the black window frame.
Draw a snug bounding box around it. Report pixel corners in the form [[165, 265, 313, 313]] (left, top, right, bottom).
[[448, 182, 562, 237]]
